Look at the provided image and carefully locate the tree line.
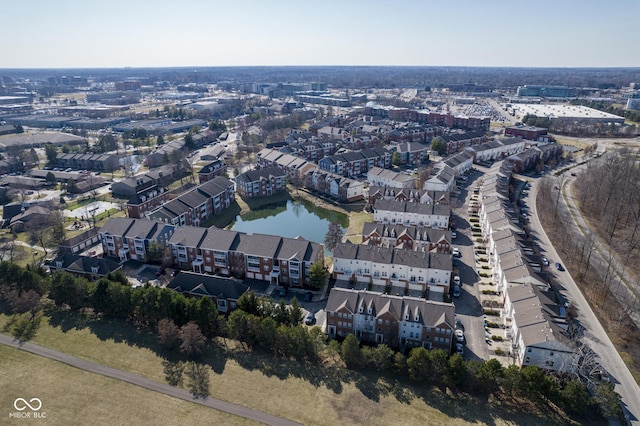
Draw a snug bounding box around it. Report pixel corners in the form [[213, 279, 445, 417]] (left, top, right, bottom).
[[0, 263, 623, 420]]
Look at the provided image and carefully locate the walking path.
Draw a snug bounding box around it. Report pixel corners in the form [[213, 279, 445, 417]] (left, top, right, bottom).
[[0, 334, 301, 426]]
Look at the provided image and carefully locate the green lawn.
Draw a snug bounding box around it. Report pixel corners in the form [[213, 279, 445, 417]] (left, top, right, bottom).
[[0, 313, 576, 426]]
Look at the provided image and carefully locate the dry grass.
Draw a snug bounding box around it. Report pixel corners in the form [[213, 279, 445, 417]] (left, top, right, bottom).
[[0, 345, 253, 426], [346, 211, 373, 243], [0, 313, 579, 426]]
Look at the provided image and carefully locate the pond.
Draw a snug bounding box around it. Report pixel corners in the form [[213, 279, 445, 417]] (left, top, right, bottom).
[[230, 200, 348, 247]]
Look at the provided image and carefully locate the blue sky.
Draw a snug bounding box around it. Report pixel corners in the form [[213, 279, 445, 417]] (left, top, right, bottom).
[[2, 0, 639, 68]]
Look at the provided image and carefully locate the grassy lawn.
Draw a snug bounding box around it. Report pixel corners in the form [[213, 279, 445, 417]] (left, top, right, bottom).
[[0, 313, 578, 425], [0, 345, 253, 426], [346, 211, 373, 243]]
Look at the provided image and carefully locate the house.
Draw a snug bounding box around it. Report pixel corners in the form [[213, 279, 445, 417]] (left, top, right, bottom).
[[373, 199, 450, 229], [9, 205, 50, 231], [48, 254, 122, 280], [503, 283, 575, 373], [111, 164, 189, 197], [99, 218, 175, 262], [126, 186, 169, 219], [234, 167, 286, 198], [148, 177, 235, 226], [146, 139, 188, 168], [167, 226, 324, 288], [166, 271, 249, 314], [325, 288, 456, 352], [197, 160, 227, 183], [332, 243, 453, 296]]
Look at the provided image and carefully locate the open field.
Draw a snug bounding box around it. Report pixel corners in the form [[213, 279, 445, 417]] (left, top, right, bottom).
[[0, 313, 579, 426], [0, 345, 253, 426]]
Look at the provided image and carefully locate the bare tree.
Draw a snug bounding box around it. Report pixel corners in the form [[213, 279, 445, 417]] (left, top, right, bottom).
[[179, 322, 206, 357], [158, 318, 180, 350]]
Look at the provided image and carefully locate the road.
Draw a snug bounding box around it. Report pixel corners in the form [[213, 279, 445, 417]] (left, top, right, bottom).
[[526, 173, 640, 424], [0, 334, 301, 426]]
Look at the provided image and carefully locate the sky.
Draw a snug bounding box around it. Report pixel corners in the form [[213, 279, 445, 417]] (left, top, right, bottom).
[[2, 0, 639, 69]]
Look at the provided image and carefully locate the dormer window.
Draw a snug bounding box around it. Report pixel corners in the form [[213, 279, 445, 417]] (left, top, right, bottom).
[[367, 308, 372, 315], [91, 266, 99, 274], [55, 261, 63, 268], [414, 315, 420, 322], [358, 306, 363, 313], [404, 314, 409, 321]]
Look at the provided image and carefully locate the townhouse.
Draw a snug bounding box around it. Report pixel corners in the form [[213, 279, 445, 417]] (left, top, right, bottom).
[[439, 130, 487, 155], [423, 164, 457, 192], [302, 166, 365, 202], [503, 283, 575, 373], [332, 243, 453, 295], [318, 147, 390, 178], [361, 223, 452, 253], [126, 186, 169, 219], [438, 151, 474, 177], [56, 153, 119, 172], [325, 288, 456, 352], [392, 141, 430, 166], [367, 186, 450, 205], [373, 199, 450, 229], [235, 167, 287, 198], [99, 217, 175, 262], [367, 166, 415, 189], [148, 176, 235, 226], [168, 226, 323, 288]]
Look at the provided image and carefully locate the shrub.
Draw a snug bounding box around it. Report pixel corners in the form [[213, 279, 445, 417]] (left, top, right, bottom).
[[482, 290, 498, 295], [486, 322, 500, 328], [494, 348, 505, 355], [491, 335, 503, 341], [484, 309, 500, 316]]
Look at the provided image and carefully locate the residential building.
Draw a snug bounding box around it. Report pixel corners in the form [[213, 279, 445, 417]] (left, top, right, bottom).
[[126, 186, 169, 219], [48, 254, 122, 280], [332, 243, 452, 295], [325, 288, 456, 352], [148, 176, 235, 226], [167, 226, 324, 287], [373, 199, 450, 229], [367, 167, 415, 189], [503, 283, 575, 373], [166, 271, 249, 314], [367, 186, 449, 206], [197, 160, 227, 183], [99, 218, 175, 262], [235, 167, 286, 198], [56, 153, 119, 172], [361, 223, 452, 253]]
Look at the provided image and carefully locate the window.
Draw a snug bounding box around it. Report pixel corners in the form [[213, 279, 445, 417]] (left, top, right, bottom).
[[378, 319, 382, 324]]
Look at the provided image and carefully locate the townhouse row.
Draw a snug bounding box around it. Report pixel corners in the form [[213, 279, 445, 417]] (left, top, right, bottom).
[[332, 242, 453, 296], [325, 288, 456, 352]]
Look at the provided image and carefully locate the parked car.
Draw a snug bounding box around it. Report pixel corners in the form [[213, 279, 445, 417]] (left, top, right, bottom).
[[456, 343, 464, 356], [453, 285, 460, 298], [455, 318, 463, 330], [451, 231, 457, 239], [304, 312, 316, 325], [303, 291, 313, 302], [455, 329, 464, 342], [555, 262, 565, 271], [541, 256, 549, 266], [453, 275, 460, 285]]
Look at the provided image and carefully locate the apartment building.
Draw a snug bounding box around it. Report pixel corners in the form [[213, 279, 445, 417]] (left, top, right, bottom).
[[147, 176, 234, 226], [126, 186, 169, 219], [234, 167, 287, 198], [168, 226, 323, 287], [99, 218, 175, 262], [361, 223, 452, 254]]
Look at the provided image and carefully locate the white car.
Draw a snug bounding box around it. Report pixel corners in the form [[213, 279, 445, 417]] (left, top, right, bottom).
[[453, 276, 460, 285], [455, 329, 464, 342]]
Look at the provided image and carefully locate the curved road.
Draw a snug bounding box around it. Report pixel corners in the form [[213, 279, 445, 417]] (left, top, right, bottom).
[[527, 175, 640, 424], [0, 334, 301, 426]]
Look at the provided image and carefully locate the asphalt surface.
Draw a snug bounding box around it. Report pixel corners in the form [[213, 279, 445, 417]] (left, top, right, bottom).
[[0, 334, 301, 426], [526, 172, 640, 425]]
